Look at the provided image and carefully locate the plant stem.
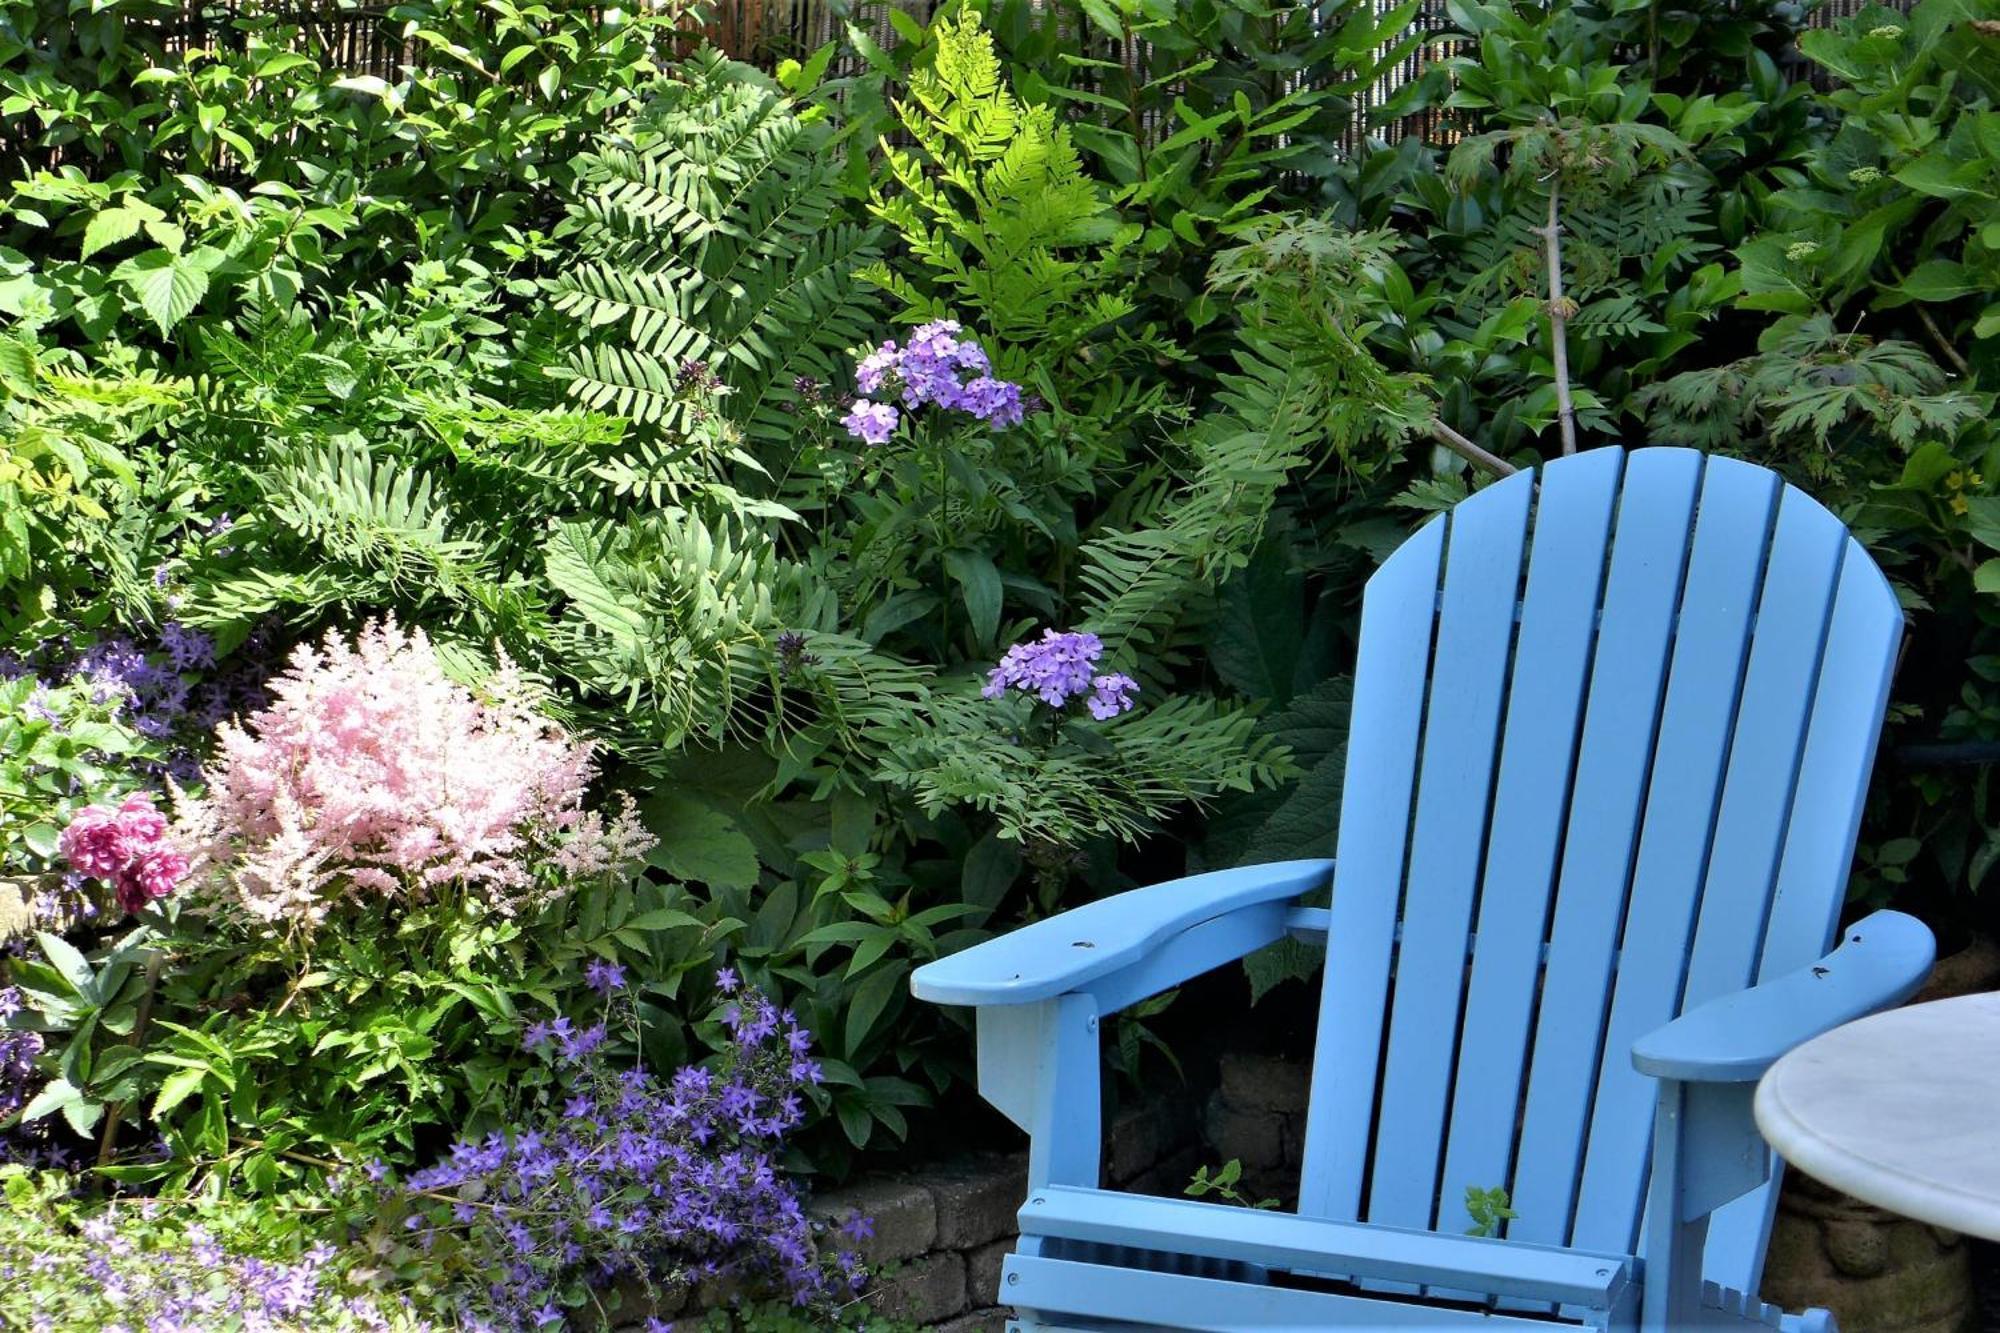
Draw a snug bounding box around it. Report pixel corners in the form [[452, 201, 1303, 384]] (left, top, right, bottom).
[[1918, 301, 1973, 377], [95, 948, 167, 1174], [1429, 419, 1518, 477], [1538, 175, 1580, 456]]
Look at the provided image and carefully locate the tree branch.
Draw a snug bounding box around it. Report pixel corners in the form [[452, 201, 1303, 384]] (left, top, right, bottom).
[[1430, 419, 1518, 477], [1537, 178, 1580, 456]]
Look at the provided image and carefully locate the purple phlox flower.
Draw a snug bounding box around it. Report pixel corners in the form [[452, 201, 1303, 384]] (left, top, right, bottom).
[[982, 629, 1108, 708], [854, 342, 899, 395], [1087, 672, 1140, 720], [840, 1211, 874, 1242], [841, 398, 899, 446], [583, 958, 626, 995], [715, 967, 739, 994]]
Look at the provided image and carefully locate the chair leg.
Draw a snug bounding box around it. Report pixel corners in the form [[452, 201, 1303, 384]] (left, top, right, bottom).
[[1642, 1081, 1712, 1329]]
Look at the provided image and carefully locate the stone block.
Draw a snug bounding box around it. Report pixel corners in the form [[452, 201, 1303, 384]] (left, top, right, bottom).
[[1108, 1099, 1193, 1184], [869, 1250, 970, 1325], [965, 1237, 1015, 1308], [924, 1155, 1026, 1250], [1219, 1051, 1309, 1115], [812, 1178, 938, 1265], [1125, 1143, 1208, 1199], [930, 1307, 1013, 1333], [1203, 1092, 1283, 1169]]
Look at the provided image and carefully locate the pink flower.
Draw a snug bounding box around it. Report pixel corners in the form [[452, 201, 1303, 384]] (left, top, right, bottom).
[[173, 618, 653, 936], [59, 791, 186, 917], [116, 849, 189, 914], [116, 793, 168, 844], [59, 805, 129, 879]]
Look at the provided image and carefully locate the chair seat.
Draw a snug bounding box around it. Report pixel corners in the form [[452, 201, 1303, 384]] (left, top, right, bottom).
[[1018, 1186, 1635, 1310]]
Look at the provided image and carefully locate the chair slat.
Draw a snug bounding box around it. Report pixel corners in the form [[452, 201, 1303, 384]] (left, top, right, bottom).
[[1758, 546, 1905, 979], [1437, 447, 1624, 1233], [1680, 491, 1847, 1013], [1703, 543, 1905, 1297], [1297, 517, 1446, 1222], [1367, 471, 1535, 1229], [1570, 456, 1782, 1253], [1507, 447, 1703, 1247]]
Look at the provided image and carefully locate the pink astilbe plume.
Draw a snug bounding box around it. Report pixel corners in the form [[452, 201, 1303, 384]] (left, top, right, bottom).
[[174, 618, 652, 935]]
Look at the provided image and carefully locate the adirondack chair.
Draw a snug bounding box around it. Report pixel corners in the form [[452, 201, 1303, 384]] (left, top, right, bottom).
[[910, 447, 1939, 1332]]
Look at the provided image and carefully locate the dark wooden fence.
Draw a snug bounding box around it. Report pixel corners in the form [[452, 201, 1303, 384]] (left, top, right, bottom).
[[28, 0, 1897, 154]]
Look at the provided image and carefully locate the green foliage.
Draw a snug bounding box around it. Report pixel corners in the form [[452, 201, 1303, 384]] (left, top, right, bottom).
[[552, 49, 884, 451], [867, 11, 1140, 360], [1185, 1157, 1280, 1209], [1465, 1185, 1519, 1238], [9, 0, 2000, 1281], [1748, 0, 2000, 346]]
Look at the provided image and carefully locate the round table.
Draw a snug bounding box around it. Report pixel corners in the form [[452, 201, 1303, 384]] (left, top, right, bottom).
[[1753, 991, 2000, 1241]]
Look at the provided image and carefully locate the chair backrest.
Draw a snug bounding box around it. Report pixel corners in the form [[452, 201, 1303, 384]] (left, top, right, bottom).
[[1296, 448, 1902, 1269]]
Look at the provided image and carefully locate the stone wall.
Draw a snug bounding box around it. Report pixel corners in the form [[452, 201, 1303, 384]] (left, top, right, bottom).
[[1202, 1051, 1311, 1209], [808, 1097, 1202, 1329]]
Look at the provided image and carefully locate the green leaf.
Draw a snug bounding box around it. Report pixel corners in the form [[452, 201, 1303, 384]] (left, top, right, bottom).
[[20, 1077, 81, 1123], [36, 932, 96, 999], [333, 75, 394, 98], [80, 207, 144, 260], [639, 792, 760, 889], [109, 249, 210, 336], [1895, 259, 1978, 303], [1208, 538, 1308, 703], [843, 965, 906, 1054], [944, 549, 1003, 647], [623, 907, 706, 933], [152, 1067, 208, 1119], [1974, 559, 2000, 596]]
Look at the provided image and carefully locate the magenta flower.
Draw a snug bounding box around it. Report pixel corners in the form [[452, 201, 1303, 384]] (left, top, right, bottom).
[[59, 792, 187, 916]]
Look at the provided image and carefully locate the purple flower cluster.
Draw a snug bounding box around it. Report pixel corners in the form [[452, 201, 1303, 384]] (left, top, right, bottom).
[[982, 629, 1140, 719], [2, 620, 275, 793], [1, 1195, 428, 1331], [841, 319, 1027, 445], [396, 985, 862, 1331], [0, 987, 45, 1124]]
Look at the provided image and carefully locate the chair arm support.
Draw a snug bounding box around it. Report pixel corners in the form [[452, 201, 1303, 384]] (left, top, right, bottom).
[[909, 859, 1334, 1008], [1631, 910, 1935, 1084]]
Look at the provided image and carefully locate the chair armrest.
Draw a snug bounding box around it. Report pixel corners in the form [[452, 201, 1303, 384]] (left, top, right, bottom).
[[909, 859, 1334, 1007], [1631, 910, 1934, 1083]]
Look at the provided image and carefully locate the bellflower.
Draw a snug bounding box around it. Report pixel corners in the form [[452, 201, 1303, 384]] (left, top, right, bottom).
[[401, 983, 868, 1330]]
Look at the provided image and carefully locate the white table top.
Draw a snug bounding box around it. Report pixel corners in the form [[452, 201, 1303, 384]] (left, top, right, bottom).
[[1754, 991, 2000, 1240]]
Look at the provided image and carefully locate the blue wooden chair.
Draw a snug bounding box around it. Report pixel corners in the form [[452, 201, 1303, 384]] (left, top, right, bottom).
[[911, 447, 1937, 1331]]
